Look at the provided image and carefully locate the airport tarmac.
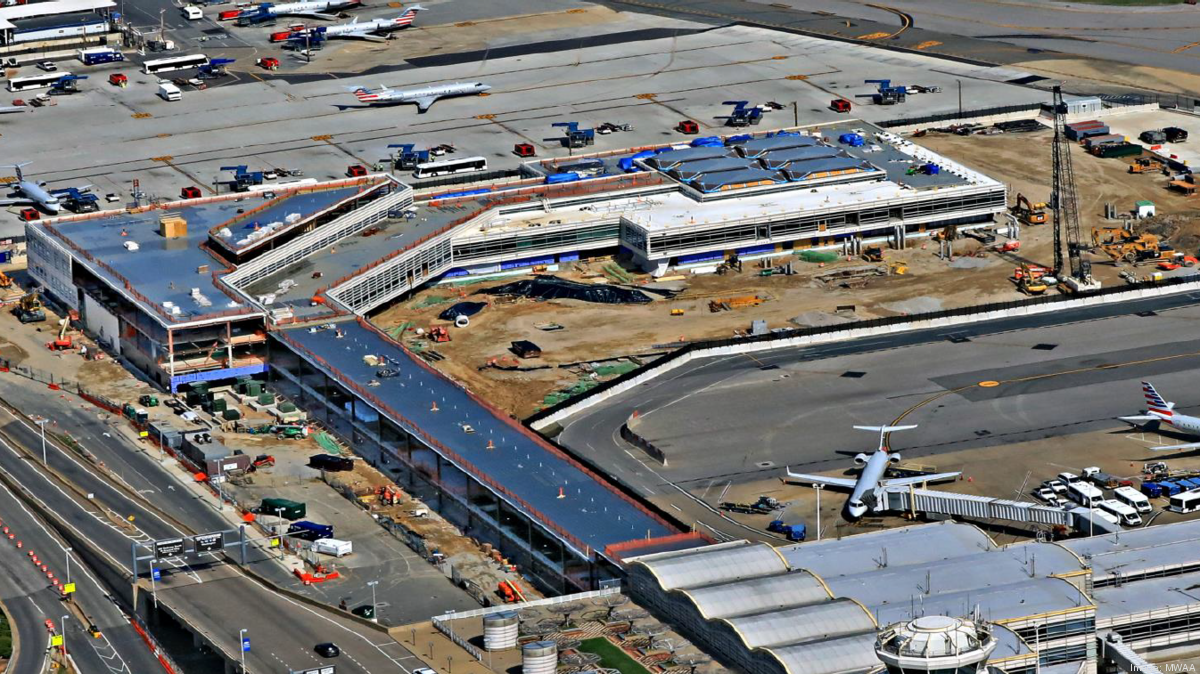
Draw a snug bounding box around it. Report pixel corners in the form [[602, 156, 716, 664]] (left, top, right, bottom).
[[554, 292, 1200, 496], [3, 23, 1047, 216]]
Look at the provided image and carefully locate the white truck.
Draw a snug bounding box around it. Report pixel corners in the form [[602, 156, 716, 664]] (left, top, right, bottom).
[[158, 81, 182, 101], [312, 538, 352, 557]]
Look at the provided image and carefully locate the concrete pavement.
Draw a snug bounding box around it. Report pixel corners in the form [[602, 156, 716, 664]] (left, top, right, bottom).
[[555, 291, 1200, 518]]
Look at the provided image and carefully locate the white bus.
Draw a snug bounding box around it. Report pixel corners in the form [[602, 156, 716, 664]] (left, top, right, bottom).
[[7, 72, 69, 92], [1068, 482, 1104, 508], [413, 156, 487, 179], [142, 54, 209, 75], [1168, 490, 1200, 514], [1114, 486, 1152, 514], [1098, 499, 1142, 527]]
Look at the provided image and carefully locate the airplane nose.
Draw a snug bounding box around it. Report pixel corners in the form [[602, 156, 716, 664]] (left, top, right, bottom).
[[847, 502, 868, 520], [480, 84, 492, 91]]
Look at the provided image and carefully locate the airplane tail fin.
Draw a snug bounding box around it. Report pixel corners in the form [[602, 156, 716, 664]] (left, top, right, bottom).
[[852, 424, 917, 451], [1142, 381, 1175, 415]]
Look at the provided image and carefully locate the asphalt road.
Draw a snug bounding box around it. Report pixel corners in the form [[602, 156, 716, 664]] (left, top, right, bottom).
[[0, 396, 423, 674], [0, 474, 163, 674], [557, 291, 1200, 498]]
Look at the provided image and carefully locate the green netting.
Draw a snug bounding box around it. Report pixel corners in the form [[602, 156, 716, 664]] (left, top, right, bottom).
[[314, 432, 342, 455], [797, 250, 840, 263], [411, 295, 452, 309], [387, 321, 414, 339], [593, 362, 638, 377]]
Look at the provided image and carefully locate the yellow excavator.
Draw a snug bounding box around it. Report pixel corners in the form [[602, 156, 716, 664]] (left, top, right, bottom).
[[13, 292, 44, 323], [1092, 225, 1164, 265], [1012, 193, 1047, 225], [1017, 263, 1047, 295]]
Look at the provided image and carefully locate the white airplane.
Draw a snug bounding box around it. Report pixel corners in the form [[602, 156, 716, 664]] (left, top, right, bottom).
[[263, 0, 360, 20], [0, 162, 63, 214], [0, 106, 25, 115], [1119, 381, 1200, 451], [320, 4, 423, 41], [785, 424, 961, 521], [349, 81, 491, 112]]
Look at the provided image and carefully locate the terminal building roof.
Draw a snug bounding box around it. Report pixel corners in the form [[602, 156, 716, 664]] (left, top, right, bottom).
[[1059, 518, 1200, 584], [33, 182, 372, 327], [276, 320, 677, 554]]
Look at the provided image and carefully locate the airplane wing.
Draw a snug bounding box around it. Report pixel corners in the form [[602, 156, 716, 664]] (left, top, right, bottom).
[[412, 95, 438, 112], [0, 197, 34, 207], [1151, 441, 1200, 452], [360, 33, 387, 42], [783, 469, 857, 489], [0, 106, 26, 115], [880, 472, 962, 487], [1119, 415, 1160, 423]]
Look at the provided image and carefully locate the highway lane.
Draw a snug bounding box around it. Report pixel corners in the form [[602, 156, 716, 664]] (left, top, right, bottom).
[[557, 291, 1200, 496], [0, 398, 422, 673], [0, 475, 163, 674]]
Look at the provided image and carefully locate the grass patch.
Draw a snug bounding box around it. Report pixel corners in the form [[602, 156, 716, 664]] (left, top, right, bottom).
[[0, 609, 12, 659], [578, 638, 650, 674]]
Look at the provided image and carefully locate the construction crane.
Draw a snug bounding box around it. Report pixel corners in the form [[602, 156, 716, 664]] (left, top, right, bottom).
[[1050, 85, 1100, 293], [721, 101, 762, 127], [551, 121, 594, 149]]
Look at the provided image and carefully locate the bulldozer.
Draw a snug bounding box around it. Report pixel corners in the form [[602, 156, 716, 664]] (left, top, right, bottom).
[[1128, 157, 1161, 174], [1092, 225, 1165, 265], [13, 292, 45, 324], [862, 246, 885, 263], [1012, 193, 1047, 225]]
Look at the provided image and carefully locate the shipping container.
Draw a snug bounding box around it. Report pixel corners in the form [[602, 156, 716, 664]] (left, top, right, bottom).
[[205, 454, 252, 477], [1092, 143, 1142, 159], [1083, 134, 1123, 149], [313, 538, 353, 557], [259, 497, 306, 520], [287, 521, 334, 540]]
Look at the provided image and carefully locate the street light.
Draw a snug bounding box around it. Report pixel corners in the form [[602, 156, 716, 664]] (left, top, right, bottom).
[[60, 614, 69, 656], [65, 547, 72, 585], [367, 580, 379, 623], [36, 418, 48, 464], [239, 628, 247, 673]]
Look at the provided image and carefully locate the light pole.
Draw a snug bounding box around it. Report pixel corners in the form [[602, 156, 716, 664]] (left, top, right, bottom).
[[239, 628, 247, 673], [60, 614, 68, 656], [813, 485, 823, 541], [65, 547, 72, 585], [36, 418, 48, 464], [367, 580, 379, 623]]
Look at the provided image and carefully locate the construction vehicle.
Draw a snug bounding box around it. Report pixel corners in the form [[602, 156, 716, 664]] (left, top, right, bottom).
[[1129, 157, 1161, 174], [46, 314, 73, 351], [273, 425, 308, 439], [1016, 263, 1048, 295], [716, 253, 742, 275], [1012, 193, 1047, 225], [676, 119, 700, 135], [709, 295, 764, 312], [862, 79, 906, 105], [0, 272, 11, 288], [551, 121, 595, 149], [428, 326, 450, 343], [862, 246, 884, 262], [829, 98, 852, 113], [1092, 225, 1165, 264], [722, 100, 762, 127], [249, 454, 276, 472], [138, 394, 159, 407], [48, 74, 88, 95], [1050, 86, 1100, 294], [387, 143, 429, 170], [719, 495, 780, 515], [14, 292, 45, 323]]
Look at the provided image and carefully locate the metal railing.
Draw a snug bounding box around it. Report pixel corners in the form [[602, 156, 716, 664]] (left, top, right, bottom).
[[877, 103, 1043, 128]]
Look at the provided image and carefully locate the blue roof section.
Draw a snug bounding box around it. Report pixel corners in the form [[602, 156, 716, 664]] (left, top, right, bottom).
[[669, 158, 760, 182], [782, 157, 879, 181], [36, 185, 366, 325], [691, 167, 786, 193], [758, 145, 843, 170], [736, 135, 820, 158], [647, 146, 734, 171], [276, 321, 678, 554]]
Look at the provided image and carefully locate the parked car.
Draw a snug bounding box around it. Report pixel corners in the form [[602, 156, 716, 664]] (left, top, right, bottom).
[[37, 61, 57, 72]]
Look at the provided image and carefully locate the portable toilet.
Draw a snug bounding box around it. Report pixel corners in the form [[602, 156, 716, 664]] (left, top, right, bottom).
[[1135, 200, 1156, 219]]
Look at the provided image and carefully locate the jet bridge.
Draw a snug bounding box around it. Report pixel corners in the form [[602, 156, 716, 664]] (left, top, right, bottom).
[[883, 486, 1118, 534]]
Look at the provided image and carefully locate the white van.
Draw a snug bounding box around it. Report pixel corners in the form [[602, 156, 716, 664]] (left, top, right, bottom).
[[1168, 490, 1200, 514], [1114, 486, 1152, 514], [312, 538, 352, 557], [183, 5, 203, 19], [1068, 481, 1103, 507], [1098, 499, 1142, 527], [1058, 472, 1082, 484], [158, 81, 181, 101]]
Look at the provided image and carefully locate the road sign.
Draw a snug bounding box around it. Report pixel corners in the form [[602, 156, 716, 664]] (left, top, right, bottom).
[[154, 538, 184, 559], [62, 583, 76, 594], [192, 532, 224, 553], [151, 568, 161, 581], [241, 637, 250, 653], [51, 635, 63, 647]]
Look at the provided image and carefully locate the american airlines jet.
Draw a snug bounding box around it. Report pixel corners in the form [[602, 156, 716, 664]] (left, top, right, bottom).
[[348, 81, 491, 112], [785, 424, 961, 520], [319, 5, 423, 40], [1120, 381, 1200, 451], [263, 0, 361, 20]]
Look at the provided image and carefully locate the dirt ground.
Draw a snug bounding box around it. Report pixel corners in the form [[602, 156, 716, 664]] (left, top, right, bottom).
[[373, 128, 1199, 418]]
